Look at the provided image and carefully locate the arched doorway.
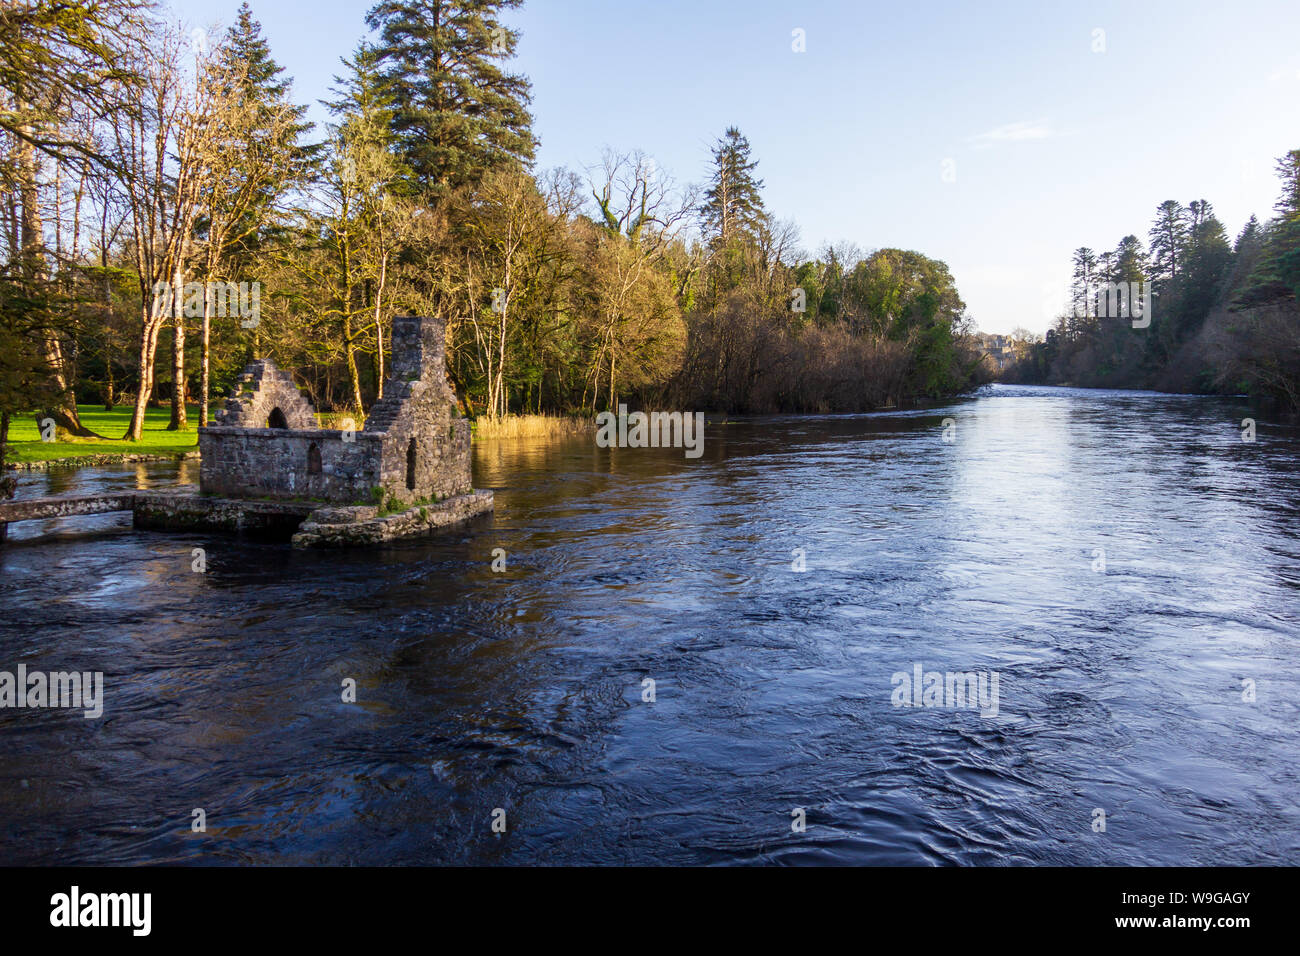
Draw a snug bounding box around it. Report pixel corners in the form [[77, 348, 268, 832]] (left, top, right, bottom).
[[267, 407, 288, 429], [406, 437, 417, 491]]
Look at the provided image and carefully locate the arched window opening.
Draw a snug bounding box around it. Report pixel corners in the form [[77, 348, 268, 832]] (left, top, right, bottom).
[[307, 442, 322, 475], [406, 437, 417, 491], [267, 407, 288, 429]]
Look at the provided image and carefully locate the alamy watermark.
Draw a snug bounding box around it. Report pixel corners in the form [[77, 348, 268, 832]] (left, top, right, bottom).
[[151, 280, 261, 328], [891, 662, 1000, 718], [1073, 280, 1152, 328], [0, 665, 103, 718], [50, 886, 150, 936], [595, 404, 705, 459]]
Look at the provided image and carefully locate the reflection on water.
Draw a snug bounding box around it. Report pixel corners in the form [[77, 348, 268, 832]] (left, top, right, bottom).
[[1, 385, 1298, 864]]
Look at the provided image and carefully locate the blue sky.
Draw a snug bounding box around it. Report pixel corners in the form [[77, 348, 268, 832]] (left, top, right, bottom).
[[169, 0, 1300, 334]]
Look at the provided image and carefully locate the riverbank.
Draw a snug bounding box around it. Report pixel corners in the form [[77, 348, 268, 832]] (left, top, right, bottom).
[[3, 405, 199, 469]]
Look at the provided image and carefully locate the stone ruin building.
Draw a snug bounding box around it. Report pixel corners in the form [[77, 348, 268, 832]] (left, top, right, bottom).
[[182, 314, 492, 546]]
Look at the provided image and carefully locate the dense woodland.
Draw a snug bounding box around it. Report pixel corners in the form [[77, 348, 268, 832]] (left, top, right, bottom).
[[1008, 155, 1300, 412], [0, 0, 987, 468]]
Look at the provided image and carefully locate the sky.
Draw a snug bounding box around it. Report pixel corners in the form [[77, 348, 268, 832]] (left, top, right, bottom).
[[167, 0, 1300, 335]]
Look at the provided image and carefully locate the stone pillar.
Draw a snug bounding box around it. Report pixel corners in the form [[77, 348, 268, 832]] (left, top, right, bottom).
[[389, 315, 449, 387]]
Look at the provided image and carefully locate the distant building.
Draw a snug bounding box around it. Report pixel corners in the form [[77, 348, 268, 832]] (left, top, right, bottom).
[[975, 333, 1019, 372]]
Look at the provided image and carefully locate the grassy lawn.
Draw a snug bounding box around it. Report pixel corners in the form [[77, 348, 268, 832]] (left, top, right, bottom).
[[4, 405, 199, 464]]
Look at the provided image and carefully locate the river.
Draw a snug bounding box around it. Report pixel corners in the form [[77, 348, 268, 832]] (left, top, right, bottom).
[[1, 384, 1298, 865]]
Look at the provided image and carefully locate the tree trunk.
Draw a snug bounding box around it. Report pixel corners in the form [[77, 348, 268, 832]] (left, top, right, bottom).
[[200, 282, 211, 426], [103, 266, 116, 410], [126, 301, 164, 441], [17, 127, 95, 437], [104, 358, 115, 411], [0, 411, 11, 544], [374, 252, 387, 399], [168, 268, 187, 430], [345, 315, 363, 413], [341, 236, 363, 413]]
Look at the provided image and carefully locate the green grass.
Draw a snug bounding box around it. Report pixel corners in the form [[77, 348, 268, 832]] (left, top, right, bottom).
[[4, 404, 199, 464]]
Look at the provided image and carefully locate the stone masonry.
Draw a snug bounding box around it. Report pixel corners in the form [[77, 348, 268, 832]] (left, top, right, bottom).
[[214, 359, 317, 429]]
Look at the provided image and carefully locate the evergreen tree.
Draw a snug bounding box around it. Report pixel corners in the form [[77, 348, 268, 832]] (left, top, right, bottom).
[[1182, 202, 1231, 313], [700, 126, 765, 247], [327, 41, 396, 151], [1148, 200, 1188, 283], [1113, 235, 1147, 283], [364, 0, 536, 200], [1070, 246, 1096, 322], [1096, 250, 1115, 287], [1239, 150, 1300, 303], [1224, 215, 1264, 298], [214, 2, 316, 263], [1235, 215, 1263, 255]]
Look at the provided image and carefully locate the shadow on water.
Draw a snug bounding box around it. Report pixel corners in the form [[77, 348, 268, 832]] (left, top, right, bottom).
[[1, 385, 1298, 864]]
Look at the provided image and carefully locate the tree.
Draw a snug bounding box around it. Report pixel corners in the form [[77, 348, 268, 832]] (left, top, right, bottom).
[[326, 41, 402, 405], [1182, 201, 1231, 314], [583, 151, 694, 411], [107, 22, 225, 442], [365, 0, 535, 201], [211, 3, 316, 269], [1239, 150, 1300, 305], [1070, 246, 1097, 324], [0, 0, 149, 436], [1113, 235, 1147, 283], [1148, 200, 1188, 284], [0, 271, 65, 524], [191, 4, 315, 425], [700, 126, 765, 249]]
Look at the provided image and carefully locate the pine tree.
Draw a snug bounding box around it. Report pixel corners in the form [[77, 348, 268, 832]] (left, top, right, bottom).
[[1235, 215, 1263, 255], [1238, 151, 1300, 304], [1224, 216, 1264, 298], [364, 0, 536, 200], [1148, 200, 1189, 283], [328, 42, 395, 150], [700, 126, 765, 247], [1096, 250, 1115, 287], [1183, 201, 1231, 309], [1113, 235, 1147, 283], [214, 2, 316, 261], [1070, 246, 1096, 321]]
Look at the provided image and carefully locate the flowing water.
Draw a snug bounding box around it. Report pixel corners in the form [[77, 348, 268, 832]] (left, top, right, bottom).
[[1, 385, 1298, 865]]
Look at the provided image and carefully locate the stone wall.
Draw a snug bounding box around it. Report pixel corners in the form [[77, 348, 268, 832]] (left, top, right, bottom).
[[0, 492, 135, 523], [291, 491, 493, 547], [199, 427, 384, 504], [133, 492, 316, 536]]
